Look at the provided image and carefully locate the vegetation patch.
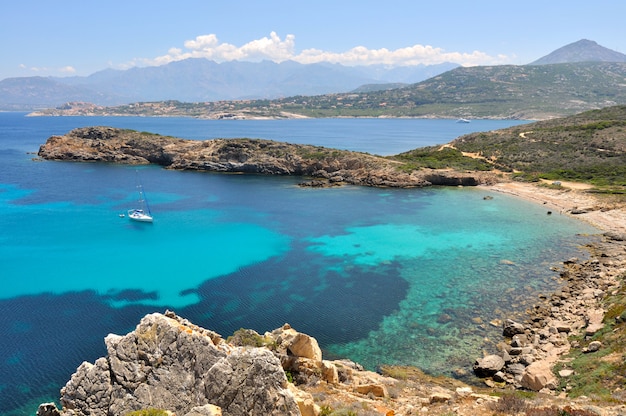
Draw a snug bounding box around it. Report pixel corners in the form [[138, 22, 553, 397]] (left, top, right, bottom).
[[451, 106, 626, 188], [554, 271, 626, 400], [226, 328, 276, 349], [391, 146, 494, 171]]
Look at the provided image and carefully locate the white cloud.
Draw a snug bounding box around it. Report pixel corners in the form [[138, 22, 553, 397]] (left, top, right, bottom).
[[137, 32, 511, 68], [19, 64, 76, 75], [59, 66, 76, 74]]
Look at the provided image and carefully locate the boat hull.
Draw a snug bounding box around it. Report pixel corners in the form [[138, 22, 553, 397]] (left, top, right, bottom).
[[128, 209, 153, 223]]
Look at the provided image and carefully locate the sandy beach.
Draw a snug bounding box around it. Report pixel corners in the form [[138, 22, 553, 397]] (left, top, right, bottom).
[[487, 180, 626, 235]]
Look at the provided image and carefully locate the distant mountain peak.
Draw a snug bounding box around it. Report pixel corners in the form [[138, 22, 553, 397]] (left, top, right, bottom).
[[529, 39, 626, 65]]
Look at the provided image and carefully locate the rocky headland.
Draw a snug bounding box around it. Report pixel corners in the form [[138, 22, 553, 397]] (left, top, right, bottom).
[[35, 126, 626, 415], [37, 126, 497, 188]]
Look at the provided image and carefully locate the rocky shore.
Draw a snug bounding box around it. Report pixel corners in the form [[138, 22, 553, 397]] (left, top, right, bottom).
[[34, 311, 503, 416]]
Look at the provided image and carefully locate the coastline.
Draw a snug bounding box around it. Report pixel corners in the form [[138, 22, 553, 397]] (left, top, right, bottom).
[[487, 180, 626, 235], [476, 179, 626, 396]]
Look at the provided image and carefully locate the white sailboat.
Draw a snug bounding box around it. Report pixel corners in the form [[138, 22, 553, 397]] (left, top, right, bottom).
[[128, 172, 153, 223]]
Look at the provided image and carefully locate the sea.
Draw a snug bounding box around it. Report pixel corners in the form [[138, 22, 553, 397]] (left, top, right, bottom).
[[0, 113, 599, 415]]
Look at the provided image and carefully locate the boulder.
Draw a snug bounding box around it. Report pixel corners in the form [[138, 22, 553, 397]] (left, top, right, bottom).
[[585, 341, 602, 353], [354, 383, 388, 398], [36, 403, 62, 416], [502, 319, 526, 337], [321, 360, 339, 384], [473, 355, 505, 377], [205, 348, 300, 415], [272, 324, 323, 361], [288, 384, 318, 416], [520, 361, 558, 391], [585, 309, 605, 336]]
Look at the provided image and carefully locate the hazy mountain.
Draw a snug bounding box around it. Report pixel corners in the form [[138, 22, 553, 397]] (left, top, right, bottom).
[[529, 39, 626, 65], [0, 59, 458, 110], [0, 76, 123, 110]]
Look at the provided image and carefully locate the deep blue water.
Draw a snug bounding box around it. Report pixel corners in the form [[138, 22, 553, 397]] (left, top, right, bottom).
[[0, 113, 598, 415]]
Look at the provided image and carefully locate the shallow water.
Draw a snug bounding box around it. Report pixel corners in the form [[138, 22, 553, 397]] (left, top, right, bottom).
[[0, 114, 598, 415]]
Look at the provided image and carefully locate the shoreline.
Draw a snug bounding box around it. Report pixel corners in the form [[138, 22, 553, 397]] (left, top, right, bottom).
[[486, 180, 626, 235], [476, 179, 626, 394]]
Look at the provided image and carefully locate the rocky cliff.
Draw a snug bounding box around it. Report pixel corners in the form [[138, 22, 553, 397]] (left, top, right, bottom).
[[37, 127, 496, 188], [34, 311, 475, 416], [37, 308, 626, 416]]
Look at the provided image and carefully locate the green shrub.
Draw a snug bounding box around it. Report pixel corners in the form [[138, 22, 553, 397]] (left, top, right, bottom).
[[488, 393, 528, 414]]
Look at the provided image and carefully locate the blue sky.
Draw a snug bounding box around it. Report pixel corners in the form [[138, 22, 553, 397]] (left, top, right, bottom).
[[2, 0, 626, 80]]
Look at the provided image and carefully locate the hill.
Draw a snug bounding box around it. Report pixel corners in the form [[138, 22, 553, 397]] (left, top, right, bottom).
[[447, 105, 626, 186], [0, 59, 458, 111], [388, 105, 626, 190], [530, 39, 626, 65]]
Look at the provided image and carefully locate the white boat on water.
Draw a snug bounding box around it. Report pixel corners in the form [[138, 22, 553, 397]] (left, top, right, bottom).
[[456, 118, 471, 123], [128, 172, 153, 223], [128, 208, 153, 222]]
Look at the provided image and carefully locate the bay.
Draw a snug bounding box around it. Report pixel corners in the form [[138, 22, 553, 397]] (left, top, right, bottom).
[[0, 113, 597, 415]]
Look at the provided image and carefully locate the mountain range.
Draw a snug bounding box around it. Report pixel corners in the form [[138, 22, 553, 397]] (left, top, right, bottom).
[[0, 60, 457, 110], [3, 39, 626, 112]]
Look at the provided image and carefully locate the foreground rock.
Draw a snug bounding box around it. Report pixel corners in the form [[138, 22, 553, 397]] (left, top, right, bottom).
[[46, 312, 301, 416], [37, 126, 497, 188], [39, 310, 626, 416]]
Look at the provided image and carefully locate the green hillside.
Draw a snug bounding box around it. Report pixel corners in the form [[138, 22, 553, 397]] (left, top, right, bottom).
[[274, 62, 626, 119], [392, 105, 626, 188]]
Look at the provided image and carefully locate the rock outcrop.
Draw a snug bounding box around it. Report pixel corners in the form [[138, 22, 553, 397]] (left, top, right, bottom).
[[37, 127, 497, 188], [50, 312, 301, 416], [39, 312, 407, 416]]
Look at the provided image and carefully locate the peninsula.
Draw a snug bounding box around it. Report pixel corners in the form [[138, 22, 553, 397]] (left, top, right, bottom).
[[37, 126, 495, 188]]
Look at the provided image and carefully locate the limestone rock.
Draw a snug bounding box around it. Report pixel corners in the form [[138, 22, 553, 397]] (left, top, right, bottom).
[[55, 312, 301, 416], [354, 383, 388, 398], [585, 309, 605, 336], [585, 341, 603, 353], [36, 403, 62, 416], [520, 360, 558, 391], [288, 383, 319, 416], [473, 355, 505, 377], [184, 404, 222, 416], [429, 391, 452, 403], [321, 360, 339, 384], [272, 324, 323, 361], [502, 319, 526, 337], [204, 348, 300, 415]]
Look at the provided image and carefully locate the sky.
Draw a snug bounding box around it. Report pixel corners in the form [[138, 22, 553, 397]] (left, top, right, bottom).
[[2, 0, 626, 80]]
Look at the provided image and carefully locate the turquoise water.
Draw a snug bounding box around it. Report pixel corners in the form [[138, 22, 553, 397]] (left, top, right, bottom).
[[0, 113, 598, 415]]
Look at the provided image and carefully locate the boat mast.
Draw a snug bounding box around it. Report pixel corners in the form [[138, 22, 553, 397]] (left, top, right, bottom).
[[135, 170, 152, 216]]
